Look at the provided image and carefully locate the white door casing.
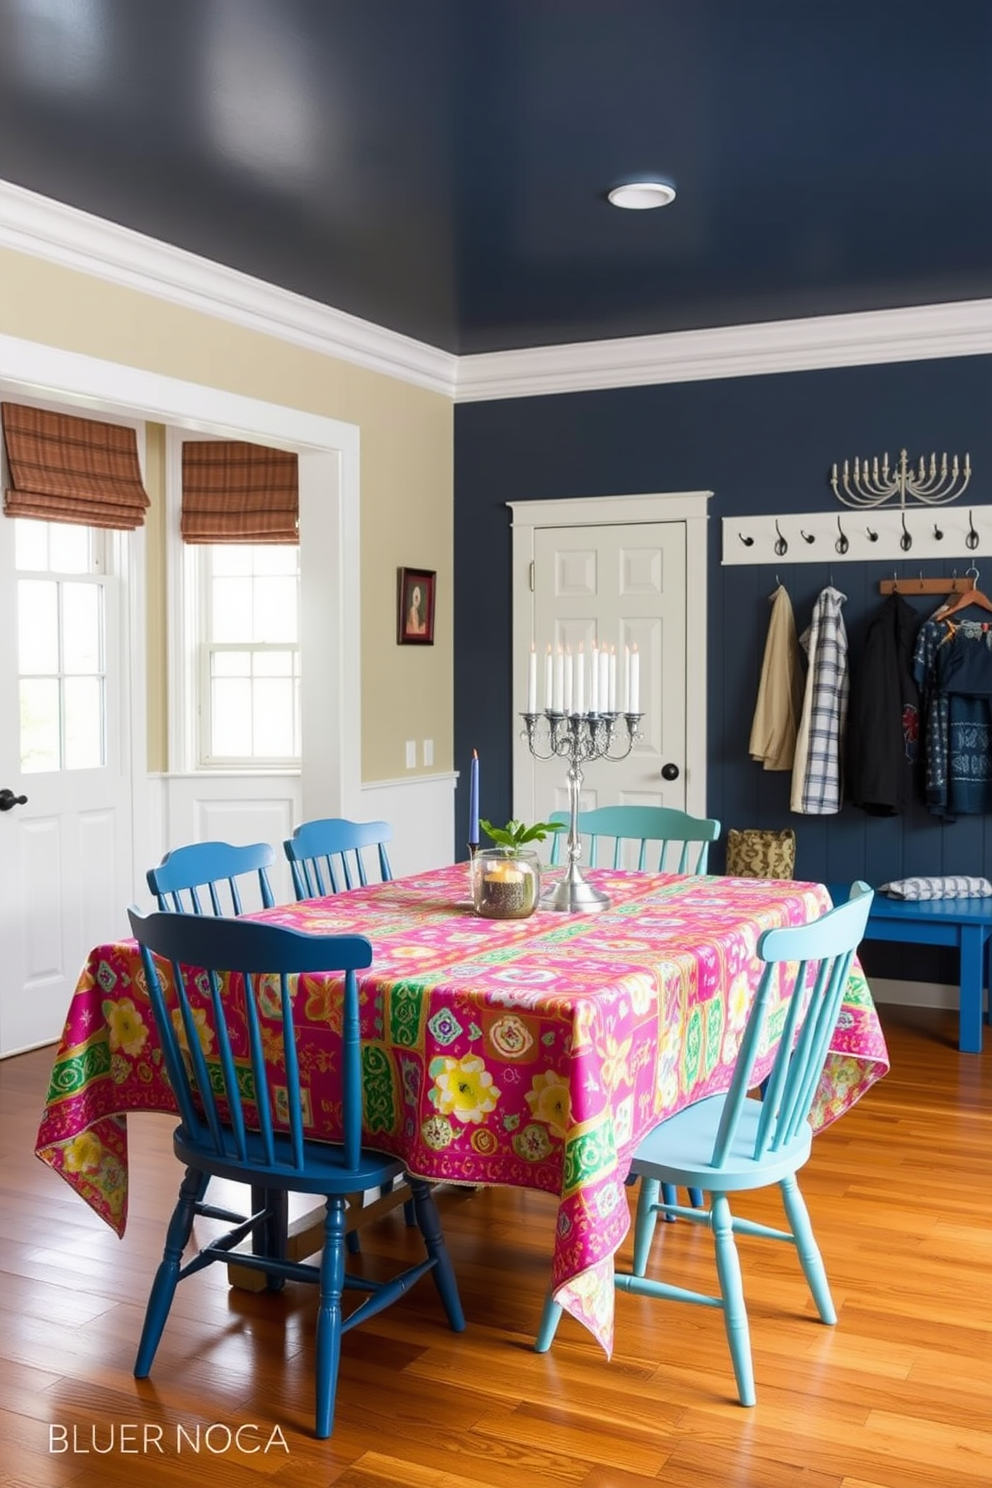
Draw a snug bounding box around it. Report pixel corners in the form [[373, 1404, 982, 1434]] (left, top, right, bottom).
[[510, 493, 711, 830], [0, 398, 141, 1055]]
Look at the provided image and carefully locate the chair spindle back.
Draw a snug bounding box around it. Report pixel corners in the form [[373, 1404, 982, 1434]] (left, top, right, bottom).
[[711, 882, 873, 1168], [284, 818, 393, 900], [128, 908, 373, 1174], [146, 841, 276, 916], [548, 805, 721, 874]]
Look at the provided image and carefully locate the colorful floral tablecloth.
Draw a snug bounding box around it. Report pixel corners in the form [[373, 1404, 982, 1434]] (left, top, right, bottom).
[[34, 867, 889, 1352]]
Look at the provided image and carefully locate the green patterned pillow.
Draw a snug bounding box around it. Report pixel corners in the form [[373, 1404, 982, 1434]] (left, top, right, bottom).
[[725, 828, 796, 880]]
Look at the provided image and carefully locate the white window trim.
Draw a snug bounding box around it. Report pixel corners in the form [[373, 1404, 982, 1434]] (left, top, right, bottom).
[[166, 430, 303, 772], [159, 396, 359, 813], [0, 332, 362, 891]]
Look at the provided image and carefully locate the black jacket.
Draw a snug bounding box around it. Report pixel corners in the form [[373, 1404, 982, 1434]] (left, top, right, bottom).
[[847, 594, 920, 815]]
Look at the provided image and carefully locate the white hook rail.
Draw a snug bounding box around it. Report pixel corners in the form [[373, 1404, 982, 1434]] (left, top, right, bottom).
[[722, 505, 991, 566]]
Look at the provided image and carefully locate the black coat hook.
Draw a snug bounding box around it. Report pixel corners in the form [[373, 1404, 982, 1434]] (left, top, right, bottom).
[[933, 521, 944, 541], [866, 524, 878, 542], [800, 529, 816, 545], [900, 511, 912, 552], [774, 520, 788, 557], [966, 510, 979, 550], [738, 532, 754, 546], [835, 516, 849, 555]]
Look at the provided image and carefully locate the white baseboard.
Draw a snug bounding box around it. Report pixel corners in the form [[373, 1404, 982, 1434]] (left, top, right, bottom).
[[867, 976, 960, 1011]]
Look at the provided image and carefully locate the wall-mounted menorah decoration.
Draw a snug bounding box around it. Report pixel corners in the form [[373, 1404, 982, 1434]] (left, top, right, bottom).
[[830, 448, 971, 508]]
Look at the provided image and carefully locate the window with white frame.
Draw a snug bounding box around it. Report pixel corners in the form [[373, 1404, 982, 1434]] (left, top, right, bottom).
[[196, 542, 301, 766], [14, 519, 108, 773]]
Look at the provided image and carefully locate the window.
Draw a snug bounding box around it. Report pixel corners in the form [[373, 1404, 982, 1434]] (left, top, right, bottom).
[[14, 519, 107, 773], [197, 543, 301, 766]]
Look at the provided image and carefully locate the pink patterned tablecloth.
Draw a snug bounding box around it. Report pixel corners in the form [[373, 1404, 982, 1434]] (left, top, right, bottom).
[[34, 867, 889, 1352]]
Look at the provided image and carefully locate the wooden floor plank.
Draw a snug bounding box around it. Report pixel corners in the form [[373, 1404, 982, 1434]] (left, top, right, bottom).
[[1, 1003, 990, 1487]]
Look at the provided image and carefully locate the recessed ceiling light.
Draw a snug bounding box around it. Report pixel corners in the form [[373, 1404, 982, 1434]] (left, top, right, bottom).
[[608, 181, 676, 210]]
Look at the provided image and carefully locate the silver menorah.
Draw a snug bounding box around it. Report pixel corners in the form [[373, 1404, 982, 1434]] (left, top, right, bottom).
[[522, 709, 642, 913], [830, 447, 971, 508]]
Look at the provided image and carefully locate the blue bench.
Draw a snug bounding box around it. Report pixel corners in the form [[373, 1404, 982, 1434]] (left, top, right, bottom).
[[827, 883, 992, 1054]]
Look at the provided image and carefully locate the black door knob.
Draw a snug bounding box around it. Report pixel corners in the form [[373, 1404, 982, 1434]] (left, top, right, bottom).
[[660, 763, 680, 782], [0, 789, 28, 811]]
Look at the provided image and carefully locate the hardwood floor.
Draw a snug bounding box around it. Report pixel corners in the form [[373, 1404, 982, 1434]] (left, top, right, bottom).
[[1, 1004, 989, 1487]]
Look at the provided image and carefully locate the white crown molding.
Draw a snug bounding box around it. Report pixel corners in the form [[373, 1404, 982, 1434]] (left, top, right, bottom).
[[454, 298, 992, 402], [4, 178, 992, 405], [0, 179, 458, 398]]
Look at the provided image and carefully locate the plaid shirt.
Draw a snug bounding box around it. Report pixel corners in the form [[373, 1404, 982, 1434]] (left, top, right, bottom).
[[791, 587, 848, 814]]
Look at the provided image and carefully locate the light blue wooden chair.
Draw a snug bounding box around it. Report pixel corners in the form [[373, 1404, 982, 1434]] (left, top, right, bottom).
[[536, 882, 874, 1407], [127, 907, 465, 1439], [284, 818, 393, 900], [146, 840, 276, 915], [550, 804, 721, 1212], [548, 804, 721, 874]]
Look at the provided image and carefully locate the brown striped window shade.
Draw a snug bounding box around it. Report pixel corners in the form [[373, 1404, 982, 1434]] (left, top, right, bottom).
[[181, 440, 299, 543], [2, 402, 150, 529]]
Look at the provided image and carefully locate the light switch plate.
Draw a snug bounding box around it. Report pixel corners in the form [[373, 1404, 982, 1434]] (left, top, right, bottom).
[[405, 740, 417, 768], [423, 738, 434, 766]]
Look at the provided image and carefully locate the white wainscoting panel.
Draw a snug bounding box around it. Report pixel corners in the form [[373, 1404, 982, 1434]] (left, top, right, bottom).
[[158, 774, 302, 910], [141, 771, 455, 910], [360, 773, 458, 877]]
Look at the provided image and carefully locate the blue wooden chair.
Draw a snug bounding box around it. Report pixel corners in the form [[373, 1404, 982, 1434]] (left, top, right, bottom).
[[284, 818, 393, 900], [126, 907, 465, 1439], [550, 804, 721, 1212], [284, 816, 408, 1240], [535, 881, 874, 1407], [548, 804, 721, 874], [147, 840, 276, 915]]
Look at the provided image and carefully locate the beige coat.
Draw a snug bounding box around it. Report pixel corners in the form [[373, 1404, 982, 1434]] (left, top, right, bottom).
[[749, 584, 803, 771]]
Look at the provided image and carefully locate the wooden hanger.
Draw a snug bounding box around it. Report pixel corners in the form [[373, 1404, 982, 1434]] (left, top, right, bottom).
[[932, 568, 992, 622]]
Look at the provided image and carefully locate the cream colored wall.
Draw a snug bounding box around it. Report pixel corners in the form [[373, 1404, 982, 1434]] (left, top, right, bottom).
[[0, 247, 453, 782]]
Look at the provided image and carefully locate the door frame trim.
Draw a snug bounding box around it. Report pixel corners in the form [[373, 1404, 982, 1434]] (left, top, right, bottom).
[[0, 331, 363, 882], [508, 491, 712, 823]]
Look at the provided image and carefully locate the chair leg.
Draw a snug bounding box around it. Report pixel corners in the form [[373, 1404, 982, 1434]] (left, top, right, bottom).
[[632, 1176, 661, 1276], [779, 1174, 836, 1324], [314, 1198, 347, 1439], [135, 1167, 208, 1378], [711, 1194, 755, 1406], [408, 1179, 465, 1332], [534, 1292, 563, 1352], [251, 1186, 289, 1289]]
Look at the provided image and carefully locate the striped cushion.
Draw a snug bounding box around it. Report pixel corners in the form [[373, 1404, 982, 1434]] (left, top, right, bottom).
[[880, 876, 992, 900]]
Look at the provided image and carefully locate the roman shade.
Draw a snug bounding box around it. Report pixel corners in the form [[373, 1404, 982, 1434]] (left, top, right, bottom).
[[2, 401, 150, 529], [181, 440, 299, 543]]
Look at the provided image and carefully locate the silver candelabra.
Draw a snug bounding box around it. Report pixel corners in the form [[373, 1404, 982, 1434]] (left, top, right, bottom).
[[522, 709, 643, 913], [830, 447, 971, 508]]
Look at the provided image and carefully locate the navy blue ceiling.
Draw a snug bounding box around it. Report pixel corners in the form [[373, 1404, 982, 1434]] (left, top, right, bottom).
[[1, 0, 990, 356]]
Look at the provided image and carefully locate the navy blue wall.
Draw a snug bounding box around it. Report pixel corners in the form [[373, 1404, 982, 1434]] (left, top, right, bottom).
[[454, 354, 992, 984]]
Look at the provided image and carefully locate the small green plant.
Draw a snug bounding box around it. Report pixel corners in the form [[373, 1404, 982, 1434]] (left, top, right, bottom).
[[479, 817, 566, 856]]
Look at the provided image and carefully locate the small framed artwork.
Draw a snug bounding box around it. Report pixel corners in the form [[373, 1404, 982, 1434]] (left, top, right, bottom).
[[397, 567, 436, 645]]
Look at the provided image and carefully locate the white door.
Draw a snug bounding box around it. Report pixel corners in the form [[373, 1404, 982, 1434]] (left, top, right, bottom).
[[528, 521, 688, 825], [0, 511, 134, 1055]]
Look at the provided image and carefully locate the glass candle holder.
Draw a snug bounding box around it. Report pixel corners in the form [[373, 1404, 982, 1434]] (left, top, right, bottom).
[[471, 849, 541, 920]]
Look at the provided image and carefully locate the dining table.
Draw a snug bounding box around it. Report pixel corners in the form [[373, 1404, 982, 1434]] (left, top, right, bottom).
[[34, 864, 890, 1355]]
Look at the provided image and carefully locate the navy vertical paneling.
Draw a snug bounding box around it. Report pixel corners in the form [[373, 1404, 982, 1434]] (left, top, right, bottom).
[[454, 355, 992, 957]]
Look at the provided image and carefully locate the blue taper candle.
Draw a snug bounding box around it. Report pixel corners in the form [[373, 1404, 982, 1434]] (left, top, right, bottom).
[[469, 749, 480, 848]]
